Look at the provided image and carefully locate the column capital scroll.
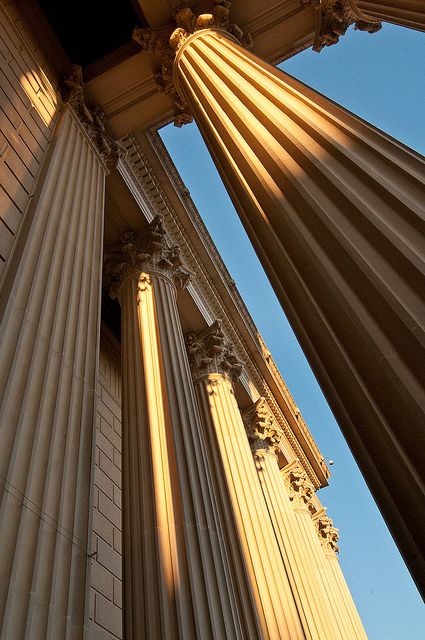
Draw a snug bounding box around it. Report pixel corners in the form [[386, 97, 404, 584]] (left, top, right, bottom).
[[316, 514, 340, 556], [132, 2, 252, 127], [283, 461, 315, 510], [308, 0, 381, 53], [104, 215, 192, 300], [242, 398, 283, 455], [62, 65, 126, 168], [186, 320, 244, 383]]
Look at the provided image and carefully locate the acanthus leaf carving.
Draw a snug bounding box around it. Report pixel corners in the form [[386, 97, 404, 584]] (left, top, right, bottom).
[[311, 0, 381, 53], [104, 215, 192, 300], [186, 319, 244, 382], [283, 461, 315, 510], [62, 65, 126, 168], [316, 513, 340, 555], [242, 398, 283, 454], [132, 1, 252, 127]]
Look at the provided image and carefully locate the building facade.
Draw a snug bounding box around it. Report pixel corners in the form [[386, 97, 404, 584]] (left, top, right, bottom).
[[0, 0, 424, 638]]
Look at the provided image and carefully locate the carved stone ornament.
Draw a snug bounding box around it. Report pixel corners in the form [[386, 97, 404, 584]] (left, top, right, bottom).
[[186, 319, 244, 383], [283, 462, 315, 509], [316, 514, 340, 555], [242, 398, 283, 454], [62, 65, 126, 168], [132, 1, 252, 127], [103, 215, 192, 299], [311, 0, 381, 53]]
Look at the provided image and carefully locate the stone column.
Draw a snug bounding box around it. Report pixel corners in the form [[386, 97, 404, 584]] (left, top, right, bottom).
[[352, 0, 425, 31], [282, 465, 367, 639], [242, 400, 340, 640], [136, 5, 425, 594], [0, 86, 108, 637], [186, 322, 306, 640], [314, 512, 368, 639], [105, 216, 246, 639]]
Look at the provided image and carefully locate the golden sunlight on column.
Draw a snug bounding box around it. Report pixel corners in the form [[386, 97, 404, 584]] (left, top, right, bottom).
[[170, 16, 425, 596]]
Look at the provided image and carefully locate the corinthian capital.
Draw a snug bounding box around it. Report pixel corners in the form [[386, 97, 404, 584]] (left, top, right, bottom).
[[186, 320, 243, 383], [311, 0, 381, 53], [132, 1, 252, 127], [283, 462, 315, 509], [104, 215, 191, 299], [242, 398, 283, 455], [316, 514, 340, 555], [62, 65, 126, 168]]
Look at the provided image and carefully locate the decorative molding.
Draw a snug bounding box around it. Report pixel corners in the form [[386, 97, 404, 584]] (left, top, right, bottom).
[[316, 513, 340, 555], [283, 461, 315, 510], [132, 1, 252, 127], [103, 214, 192, 299], [242, 398, 283, 454], [62, 65, 126, 168], [186, 320, 244, 383], [309, 0, 381, 52]]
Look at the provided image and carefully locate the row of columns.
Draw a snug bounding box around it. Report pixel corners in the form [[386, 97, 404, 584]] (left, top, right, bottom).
[[134, 3, 425, 595], [105, 215, 366, 639]]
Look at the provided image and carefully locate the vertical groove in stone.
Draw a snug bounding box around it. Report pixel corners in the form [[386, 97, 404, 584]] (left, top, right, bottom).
[[175, 28, 425, 593], [0, 109, 106, 638], [324, 553, 367, 640], [195, 375, 305, 640], [254, 452, 338, 640]]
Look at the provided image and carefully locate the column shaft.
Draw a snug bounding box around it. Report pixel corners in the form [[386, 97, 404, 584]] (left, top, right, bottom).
[[353, 1, 425, 30], [254, 451, 339, 639], [174, 28, 425, 594], [0, 108, 105, 638], [195, 374, 305, 639], [117, 256, 246, 638]]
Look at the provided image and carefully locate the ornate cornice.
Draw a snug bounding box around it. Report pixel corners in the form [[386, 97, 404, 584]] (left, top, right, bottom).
[[309, 0, 381, 52], [283, 461, 315, 510], [103, 215, 192, 299], [186, 320, 244, 383], [132, 1, 252, 127], [242, 398, 283, 454], [62, 65, 126, 168], [316, 513, 340, 555]]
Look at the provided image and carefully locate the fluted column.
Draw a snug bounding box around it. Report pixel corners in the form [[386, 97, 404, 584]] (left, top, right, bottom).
[[242, 400, 340, 639], [352, 0, 425, 31], [282, 465, 367, 639], [0, 98, 107, 638], [314, 512, 368, 639], [105, 216, 247, 639], [186, 322, 306, 639], [137, 5, 425, 594]]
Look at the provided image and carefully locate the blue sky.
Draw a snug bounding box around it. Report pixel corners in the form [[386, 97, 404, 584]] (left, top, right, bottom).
[[160, 23, 425, 639]]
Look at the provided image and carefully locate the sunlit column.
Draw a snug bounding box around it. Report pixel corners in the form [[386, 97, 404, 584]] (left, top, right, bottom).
[[314, 511, 368, 639], [282, 465, 367, 639], [187, 322, 306, 639], [352, 0, 425, 31], [135, 5, 425, 594], [0, 94, 107, 638], [105, 217, 246, 639], [242, 400, 340, 639]]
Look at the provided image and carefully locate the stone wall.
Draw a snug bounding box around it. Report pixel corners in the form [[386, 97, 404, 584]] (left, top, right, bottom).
[[87, 332, 123, 639], [0, 0, 58, 279]]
